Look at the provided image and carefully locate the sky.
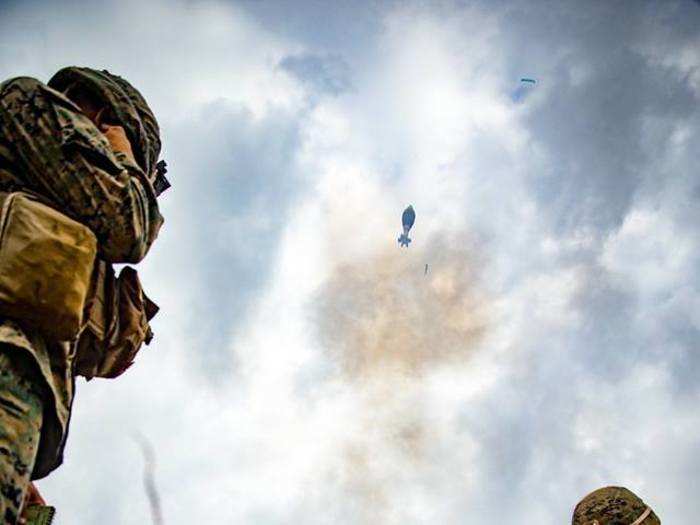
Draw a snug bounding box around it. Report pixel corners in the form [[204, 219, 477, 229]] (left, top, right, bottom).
[[1, 0, 699, 523]]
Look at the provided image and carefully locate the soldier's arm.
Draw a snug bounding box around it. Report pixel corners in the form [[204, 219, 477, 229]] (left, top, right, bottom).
[[0, 77, 163, 263]]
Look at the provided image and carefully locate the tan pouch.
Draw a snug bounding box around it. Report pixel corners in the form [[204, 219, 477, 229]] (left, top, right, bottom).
[[0, 192, 97, 341], [75, 263, 158, 380]]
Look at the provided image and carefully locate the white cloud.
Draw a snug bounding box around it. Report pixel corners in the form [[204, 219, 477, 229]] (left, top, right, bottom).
[[601, 208, 696, 296], [1, 0, 698, 523]]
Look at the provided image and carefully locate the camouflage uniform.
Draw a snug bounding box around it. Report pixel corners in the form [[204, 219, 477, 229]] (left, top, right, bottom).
[[572, 486, 660, 525], [0, 350, 44, 524], [0, 68, 163, 522]]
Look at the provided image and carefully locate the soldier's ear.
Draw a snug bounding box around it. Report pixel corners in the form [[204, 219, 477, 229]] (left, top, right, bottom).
[[94, 107, 107, 128], [63, 84, 105, 124]]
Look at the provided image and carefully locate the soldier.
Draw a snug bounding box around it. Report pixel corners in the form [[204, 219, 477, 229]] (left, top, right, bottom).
[[572, 486, 660, 525], [0, 67, 165, 523]]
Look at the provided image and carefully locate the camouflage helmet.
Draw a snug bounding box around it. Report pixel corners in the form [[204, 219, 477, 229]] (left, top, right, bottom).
[[572, 486, 660, 525], [47, 66, 161, 176]]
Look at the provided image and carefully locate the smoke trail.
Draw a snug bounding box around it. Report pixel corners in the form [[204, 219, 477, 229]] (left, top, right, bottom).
[[315, 232, 490, 522], [134, 434, 164, 525]]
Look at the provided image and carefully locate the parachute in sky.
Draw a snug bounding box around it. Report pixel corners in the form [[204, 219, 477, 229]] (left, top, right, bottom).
[[398, 205, 415, 247], [512, 77, 538, 102]]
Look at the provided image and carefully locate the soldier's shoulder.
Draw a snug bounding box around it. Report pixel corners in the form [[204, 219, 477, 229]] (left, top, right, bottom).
[[0, 76, 80, 111], [0, 76, 46, 93]]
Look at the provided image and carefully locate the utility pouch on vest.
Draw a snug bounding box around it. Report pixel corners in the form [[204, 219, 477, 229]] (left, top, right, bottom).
[[0, 192, 97, 341], [76, 262, 158, 380]]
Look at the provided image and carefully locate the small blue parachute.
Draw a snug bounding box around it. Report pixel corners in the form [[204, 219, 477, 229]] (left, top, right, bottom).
[[512, 77, 538, 102], [398, 205, 415, 247]]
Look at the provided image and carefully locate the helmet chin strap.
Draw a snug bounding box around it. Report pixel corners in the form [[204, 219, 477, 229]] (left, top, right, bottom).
[[590, 506, 651, 525], [630, 506, 652, 525]]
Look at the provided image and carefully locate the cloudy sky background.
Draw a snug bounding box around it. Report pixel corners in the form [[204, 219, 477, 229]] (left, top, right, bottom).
[[1, 0, 700, 523]]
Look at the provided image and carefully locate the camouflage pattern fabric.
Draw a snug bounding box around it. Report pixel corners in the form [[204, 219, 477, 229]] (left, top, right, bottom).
[[48, 67, 161, 178], [0, 348, 44, 524], [0, 322, 68, 481], [20, 504, 55, 524], [572, 486, 660, 525], [0, 71, 163, 479], [0, 76, 163, 263]]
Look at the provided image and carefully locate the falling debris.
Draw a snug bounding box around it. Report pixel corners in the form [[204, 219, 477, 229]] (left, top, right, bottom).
[[134, 434, 164, 525], [424, 264, 428, 275], [397, 205, 416, 247]]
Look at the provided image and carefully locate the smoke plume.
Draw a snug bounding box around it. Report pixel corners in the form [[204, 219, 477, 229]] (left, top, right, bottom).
[[318, 233, 488, 378], [315, 232, 490, 522], [134, 434, 164, 525]]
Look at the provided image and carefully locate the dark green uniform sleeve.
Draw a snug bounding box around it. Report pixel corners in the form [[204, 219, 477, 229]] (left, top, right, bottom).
[[0, 77, 163, 263]]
